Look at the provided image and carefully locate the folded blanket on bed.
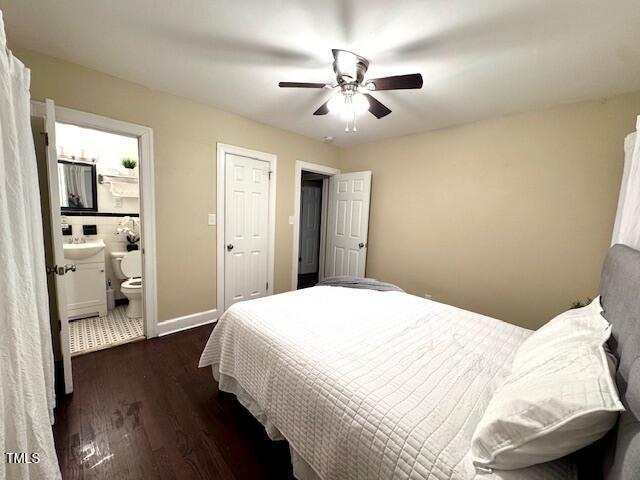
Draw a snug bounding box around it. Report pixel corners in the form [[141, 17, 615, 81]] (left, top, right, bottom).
[[316, 275, 404, 292]]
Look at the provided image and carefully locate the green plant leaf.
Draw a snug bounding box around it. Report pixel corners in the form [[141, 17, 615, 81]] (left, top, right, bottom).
[[121, 157, 137, 169]]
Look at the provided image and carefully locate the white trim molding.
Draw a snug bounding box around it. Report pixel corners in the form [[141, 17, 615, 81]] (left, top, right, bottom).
[[291, 161, 340, 290], [216, 143, 277, 313], [156, 309, 218, 337], [31, 100, 159, 338]]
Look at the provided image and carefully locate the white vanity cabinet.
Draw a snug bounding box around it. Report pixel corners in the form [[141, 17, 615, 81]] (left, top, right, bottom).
[[63, 243, 107, 319]]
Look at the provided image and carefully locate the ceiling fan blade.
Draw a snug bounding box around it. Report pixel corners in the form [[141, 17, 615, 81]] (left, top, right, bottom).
[[313, 100, 330, 115], [279, 82, 327, 88], [364, 94, 392, 119], [366, 73, 423, 91]]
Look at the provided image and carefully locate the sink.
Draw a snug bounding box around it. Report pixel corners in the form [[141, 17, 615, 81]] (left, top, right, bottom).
[[63, 239, 105, 260]]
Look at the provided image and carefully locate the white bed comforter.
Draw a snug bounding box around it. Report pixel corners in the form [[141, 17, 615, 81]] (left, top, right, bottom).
[[199, 286, 576, 480]]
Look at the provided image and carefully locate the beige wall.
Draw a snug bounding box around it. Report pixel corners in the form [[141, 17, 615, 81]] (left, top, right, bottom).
[[339, 91, 640, 329], [16, 48, 339, 322], [17, 47, 640, 330]]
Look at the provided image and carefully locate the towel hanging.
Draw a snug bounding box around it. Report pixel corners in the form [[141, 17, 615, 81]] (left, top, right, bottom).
[[110, 180, 139, 198]]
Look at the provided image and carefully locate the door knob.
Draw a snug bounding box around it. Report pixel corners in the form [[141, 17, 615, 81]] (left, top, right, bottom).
[[358, 242, 366, 249], [64, 264, 76, 273], [227, 243, 234, 251]]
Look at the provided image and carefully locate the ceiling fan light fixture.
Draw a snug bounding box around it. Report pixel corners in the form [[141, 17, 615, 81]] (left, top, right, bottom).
[[334, 49, 358, 79], [327, 93, 343, 114], [327, 91, 369, 116], [280, 48, 422, 128], [351, 92, 370, 114]]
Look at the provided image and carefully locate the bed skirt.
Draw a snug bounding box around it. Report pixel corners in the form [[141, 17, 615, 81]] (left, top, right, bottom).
[[213, 366, 322, 480]]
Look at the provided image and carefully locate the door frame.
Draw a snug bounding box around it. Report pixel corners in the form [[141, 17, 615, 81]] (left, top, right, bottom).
[[31, 101, 158, 339], [291, 161, 341, 290], [216, 143, 277, 312]]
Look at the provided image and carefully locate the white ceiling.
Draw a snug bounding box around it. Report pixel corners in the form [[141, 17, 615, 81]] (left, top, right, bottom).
[[2, 0, 639, 145]]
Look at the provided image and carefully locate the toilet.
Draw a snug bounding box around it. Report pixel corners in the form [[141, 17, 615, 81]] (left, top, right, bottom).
[[111, 250, 142, 318]]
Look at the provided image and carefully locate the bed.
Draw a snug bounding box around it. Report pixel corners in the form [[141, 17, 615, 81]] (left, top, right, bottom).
[[199, 245, 640, 480]]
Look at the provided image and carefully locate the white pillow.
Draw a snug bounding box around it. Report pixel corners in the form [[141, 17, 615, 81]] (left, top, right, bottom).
[[471, 298, 624, 470], [512, 298, 609, 370]]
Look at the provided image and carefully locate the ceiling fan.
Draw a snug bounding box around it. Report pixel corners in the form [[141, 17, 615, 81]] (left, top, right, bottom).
[[279, 49, 423, 132]]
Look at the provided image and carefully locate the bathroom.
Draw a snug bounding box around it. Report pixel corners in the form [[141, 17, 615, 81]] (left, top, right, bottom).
[[56, 122, 144, 356]]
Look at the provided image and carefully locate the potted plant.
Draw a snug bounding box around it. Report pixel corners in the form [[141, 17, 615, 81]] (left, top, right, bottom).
[[116, 216, 140, 251], [121, 157, 137, 175]]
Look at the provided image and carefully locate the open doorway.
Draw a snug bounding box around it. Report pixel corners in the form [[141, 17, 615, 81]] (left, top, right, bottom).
[[55, 122, 145, 356], [31, 100, 157, 394], [292, 161, 373, 290], [291, 161, 340, 290], [298, 172, 328, 288]]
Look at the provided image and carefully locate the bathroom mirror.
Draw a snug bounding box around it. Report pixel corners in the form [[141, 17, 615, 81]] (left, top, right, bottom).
[[58, 160, 98, 212]]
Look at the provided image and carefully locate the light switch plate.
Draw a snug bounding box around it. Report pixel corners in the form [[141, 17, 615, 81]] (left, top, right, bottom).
[[288, 215, 294, 225], [208, 213, 217, 226]]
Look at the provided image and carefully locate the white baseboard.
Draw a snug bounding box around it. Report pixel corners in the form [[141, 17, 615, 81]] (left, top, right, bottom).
[[156, 308, 218, 337]]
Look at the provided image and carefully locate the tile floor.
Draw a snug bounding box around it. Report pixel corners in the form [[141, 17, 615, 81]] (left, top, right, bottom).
[[69, 305, 144, 356]]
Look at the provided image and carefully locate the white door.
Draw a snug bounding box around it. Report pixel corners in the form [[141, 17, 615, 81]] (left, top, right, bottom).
[[325, 171, 372, 278], [44, 99, 74, 394], [224, 154, 271, 307], [299, 181, 322, 274]]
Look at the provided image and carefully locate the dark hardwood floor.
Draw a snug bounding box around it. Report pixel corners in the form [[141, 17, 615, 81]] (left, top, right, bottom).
[[54, 325, 294, 479]]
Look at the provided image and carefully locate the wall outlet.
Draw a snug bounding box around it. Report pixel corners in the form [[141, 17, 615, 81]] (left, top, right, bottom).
[[208, 213, 216, 226], [113, 197, 123, 208]]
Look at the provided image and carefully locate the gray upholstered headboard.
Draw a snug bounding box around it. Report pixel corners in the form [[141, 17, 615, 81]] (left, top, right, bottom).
[[597, 244, 640, 480]]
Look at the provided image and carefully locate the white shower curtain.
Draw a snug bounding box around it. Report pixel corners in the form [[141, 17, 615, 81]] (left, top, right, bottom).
[[0, 10, 61, 480], [612, 115, 640, 249]]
